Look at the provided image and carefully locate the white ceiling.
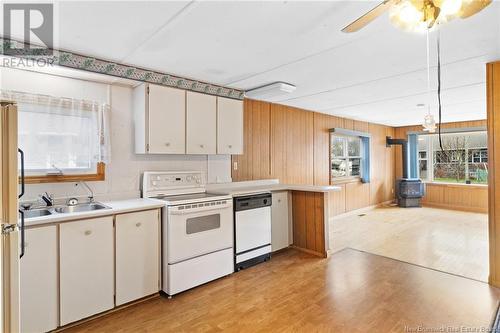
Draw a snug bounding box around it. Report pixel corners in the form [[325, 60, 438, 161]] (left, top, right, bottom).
[[15, 1, 500, 126]]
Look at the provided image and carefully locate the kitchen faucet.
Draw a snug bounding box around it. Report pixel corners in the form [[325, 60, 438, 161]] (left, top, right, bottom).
[[77, 181, 94, 203], [40, 192, 54, 207]]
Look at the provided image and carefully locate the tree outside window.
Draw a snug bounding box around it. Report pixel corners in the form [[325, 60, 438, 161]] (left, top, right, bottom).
[[417, 131, 487, 184]]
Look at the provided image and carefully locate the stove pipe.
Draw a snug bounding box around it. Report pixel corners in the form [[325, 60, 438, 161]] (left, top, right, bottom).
[[386, 137, 409, 179]]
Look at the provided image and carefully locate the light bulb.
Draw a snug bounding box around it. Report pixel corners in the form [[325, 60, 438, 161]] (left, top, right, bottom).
[[423, 113, 437, 133], [399, 1, 423, 23], [440, 0, 463, 15], [390, 0, 427, 33]]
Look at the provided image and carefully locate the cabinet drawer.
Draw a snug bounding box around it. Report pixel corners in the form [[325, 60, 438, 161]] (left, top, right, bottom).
[[116, 210, 160, 305]]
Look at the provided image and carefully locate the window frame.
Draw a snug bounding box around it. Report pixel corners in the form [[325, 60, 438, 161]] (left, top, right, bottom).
[[12, 92, 109, 184], [22, 162, 105, 184], [330, 133, 363, 183], [414, 129, 487, 185]]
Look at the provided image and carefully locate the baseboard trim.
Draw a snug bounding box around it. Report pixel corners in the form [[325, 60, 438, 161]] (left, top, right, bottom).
[[289, 245, 326, 258], [422, 202, 487, 214], [54, 293, 160, 332], [331, 200, 395, 220]]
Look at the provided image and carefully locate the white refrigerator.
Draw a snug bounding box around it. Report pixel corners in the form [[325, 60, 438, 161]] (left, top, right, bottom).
[[0, 101, 21, 333]]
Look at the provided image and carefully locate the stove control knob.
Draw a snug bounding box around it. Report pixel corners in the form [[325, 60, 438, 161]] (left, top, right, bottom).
[[187, 176, 192, 181], [152, 181, 158, 186]]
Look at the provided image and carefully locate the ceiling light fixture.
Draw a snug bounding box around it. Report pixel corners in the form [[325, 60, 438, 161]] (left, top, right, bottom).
[[342, 0, 491, 33], [244, 82, 296, 100], [389, 0, 491, 33]]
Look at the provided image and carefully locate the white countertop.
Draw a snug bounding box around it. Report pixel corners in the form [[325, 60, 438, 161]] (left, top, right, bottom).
[[24, 198, 164, 227], [206, 180, 341, 196]]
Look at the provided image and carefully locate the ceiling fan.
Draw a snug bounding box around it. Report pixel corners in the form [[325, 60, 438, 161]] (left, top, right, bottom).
[[342, 0, 492, 33]]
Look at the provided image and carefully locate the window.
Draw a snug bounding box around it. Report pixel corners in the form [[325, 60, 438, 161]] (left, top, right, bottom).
[[330, 134, 362, 181], [418, 136, 429, 180], [5, 91, 110, 183], [415, 131, 487, 184]]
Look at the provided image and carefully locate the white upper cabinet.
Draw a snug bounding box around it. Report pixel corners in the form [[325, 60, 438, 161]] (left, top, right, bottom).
[[186, 91, 217, 154], [217, 97, 243, 155], [134, 83, 186, 154], [134, 84, 244, 155]]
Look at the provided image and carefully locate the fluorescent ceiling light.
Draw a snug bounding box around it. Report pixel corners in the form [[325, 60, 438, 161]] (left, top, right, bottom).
[[245, 82, 296, 100]]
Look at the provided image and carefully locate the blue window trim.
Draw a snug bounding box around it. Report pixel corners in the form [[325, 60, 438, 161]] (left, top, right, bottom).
[[330, 128, 371, 183]]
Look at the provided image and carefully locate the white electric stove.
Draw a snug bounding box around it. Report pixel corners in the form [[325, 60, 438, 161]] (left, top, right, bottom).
[[142, 171, 234, 296]]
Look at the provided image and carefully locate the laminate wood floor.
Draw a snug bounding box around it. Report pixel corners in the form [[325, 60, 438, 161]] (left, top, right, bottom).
[[63, 249, 499, 333], [331, 206, 489, 281]]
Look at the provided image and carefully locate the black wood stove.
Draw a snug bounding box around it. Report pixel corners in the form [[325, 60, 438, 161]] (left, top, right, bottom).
[[386, 137, 425, 208]]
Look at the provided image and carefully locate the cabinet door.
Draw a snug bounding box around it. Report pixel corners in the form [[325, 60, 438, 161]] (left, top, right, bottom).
[[115, 210, 160, 306], [60, 216, 114, 325], [217, 97, 243, 155], [148, 84, 186, 154], [271, 192, 290, 252], [20, 226, 58, 333], [186, 91, 217, 154]]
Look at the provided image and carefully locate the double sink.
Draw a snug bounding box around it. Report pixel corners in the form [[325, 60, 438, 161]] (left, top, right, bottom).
[[22, 202, 110, 219]]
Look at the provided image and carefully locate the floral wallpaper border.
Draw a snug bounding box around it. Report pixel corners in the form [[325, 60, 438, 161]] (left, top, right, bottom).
[[1, 38, 245, 100]]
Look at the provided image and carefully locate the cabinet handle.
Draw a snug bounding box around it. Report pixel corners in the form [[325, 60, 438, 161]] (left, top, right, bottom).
[[84, 230, 92, 236], [199, 144, 204, 148], [228, 145, 232, 149], [165, 143, 170, 147], [278, 199, 281, 203], [136, 222, 142, 227]]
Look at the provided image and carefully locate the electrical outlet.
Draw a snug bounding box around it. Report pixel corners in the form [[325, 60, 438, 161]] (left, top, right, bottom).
[[233, 162, 238, 170]]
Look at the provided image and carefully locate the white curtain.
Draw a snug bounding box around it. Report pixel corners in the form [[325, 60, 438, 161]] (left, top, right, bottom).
[[1, 90, 110, 174]]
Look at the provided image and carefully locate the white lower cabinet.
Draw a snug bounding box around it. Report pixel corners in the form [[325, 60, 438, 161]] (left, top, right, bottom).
[[115, 210, 160, 305], [59, 216, 114, 326], [271, 191, 291, 251], [20, 226, 58, 333]]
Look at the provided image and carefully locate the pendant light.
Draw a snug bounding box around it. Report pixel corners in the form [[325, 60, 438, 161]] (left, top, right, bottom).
[[422, 28, 437, 133]]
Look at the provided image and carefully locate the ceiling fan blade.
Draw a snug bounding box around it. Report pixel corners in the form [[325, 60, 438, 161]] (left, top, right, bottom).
[[342, 0, 397, 33], [458, 0, 492, 18]]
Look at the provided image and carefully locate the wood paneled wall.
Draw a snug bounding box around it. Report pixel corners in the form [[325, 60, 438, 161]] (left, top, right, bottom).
[[232, 99, 272, 181], [394, 120, 488, 213], [421, 183, 488, 213], [291, 191, 326, 257], [487, 61, 500, 287], [232, 99, 396, 216]]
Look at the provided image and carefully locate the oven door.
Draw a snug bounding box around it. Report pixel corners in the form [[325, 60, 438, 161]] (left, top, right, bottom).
[[167, 200, 233, 264]]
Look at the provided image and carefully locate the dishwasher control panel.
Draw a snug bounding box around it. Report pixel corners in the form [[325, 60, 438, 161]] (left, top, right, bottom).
[[234, 193, 272, 212]]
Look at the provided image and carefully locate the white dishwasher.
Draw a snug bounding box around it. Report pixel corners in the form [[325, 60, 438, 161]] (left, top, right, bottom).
[[234, 193, 272, 271]]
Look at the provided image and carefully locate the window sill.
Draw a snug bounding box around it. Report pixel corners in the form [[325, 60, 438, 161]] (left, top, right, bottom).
[[331, 177, 361, 185], [21, 162, 106, 184], [424, 181, 488, 188]]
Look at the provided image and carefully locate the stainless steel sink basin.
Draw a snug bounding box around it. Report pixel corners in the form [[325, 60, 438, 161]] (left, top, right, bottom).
[[54, 203, 110, 214], [23, 209, 52, 219]]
